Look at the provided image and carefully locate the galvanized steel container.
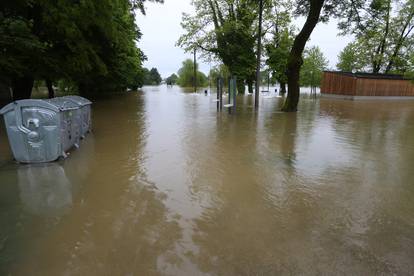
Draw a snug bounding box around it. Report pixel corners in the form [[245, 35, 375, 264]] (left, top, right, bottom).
[[62, 96, 92, 137], [0, 97, 89, 163]]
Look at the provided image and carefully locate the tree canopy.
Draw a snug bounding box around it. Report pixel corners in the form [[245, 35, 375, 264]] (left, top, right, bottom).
[[336, 0, 414, 74], [178, 0, 268, 93], [265, 7, 295, 94], [300, 46, 329, 87], [0, 0, 161, 99], [166, 73, 179, 85], [142, 68, 162, 85], [177, 59, 208, 88]]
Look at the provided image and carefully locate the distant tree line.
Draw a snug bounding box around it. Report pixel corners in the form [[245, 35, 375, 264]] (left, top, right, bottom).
[[166, 74, 178, 85], [0, 0, 162, 100], [142, 68, 162, 86]]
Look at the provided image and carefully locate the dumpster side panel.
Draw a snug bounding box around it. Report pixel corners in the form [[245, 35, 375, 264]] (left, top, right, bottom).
[[60, 110, 80, 152], [3, 110, 29, 161], [81, 105, 91, 136]]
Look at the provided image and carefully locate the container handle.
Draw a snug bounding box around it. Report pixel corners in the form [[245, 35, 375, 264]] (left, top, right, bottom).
[[15, 104, 31, 134]]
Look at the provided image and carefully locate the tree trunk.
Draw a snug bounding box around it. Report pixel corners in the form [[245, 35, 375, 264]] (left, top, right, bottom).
[[255, 0, 264, 110], [282, 0, 325, 112], [280, 82, 286, 95], [247, 80, 253, 94], [46, 79, 55, 98], [237, 79, 245, 94], [12, 75, 34, 100], [385, 19, 414, 73], [373, 0, 391, 74]]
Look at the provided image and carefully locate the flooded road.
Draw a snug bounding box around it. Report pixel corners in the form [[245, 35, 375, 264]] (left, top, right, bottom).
[[1, 85, 414, 275]]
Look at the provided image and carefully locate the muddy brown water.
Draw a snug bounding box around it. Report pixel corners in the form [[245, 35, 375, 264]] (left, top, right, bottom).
[[1, 86, 414, 275]]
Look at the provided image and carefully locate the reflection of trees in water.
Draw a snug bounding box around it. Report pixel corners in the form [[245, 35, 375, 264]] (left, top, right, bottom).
[[7, 93, 182, 276], [183, 106, 315, 274], [184, 98, 414, 274]]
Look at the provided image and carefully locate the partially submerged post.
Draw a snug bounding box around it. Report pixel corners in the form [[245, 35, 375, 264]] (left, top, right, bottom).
[[193, 48, 197, 93], [232, 77, 237, 114], [223, 76, 237, 114], [216, 77, 223, 111]]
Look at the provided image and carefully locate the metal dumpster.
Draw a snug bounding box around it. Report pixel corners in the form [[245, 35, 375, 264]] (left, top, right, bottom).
[[0, 98, 82, 163], [62, 96, 92, 138]]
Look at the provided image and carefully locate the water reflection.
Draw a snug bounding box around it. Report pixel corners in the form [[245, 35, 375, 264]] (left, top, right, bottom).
[[17, 164, 72, 216]]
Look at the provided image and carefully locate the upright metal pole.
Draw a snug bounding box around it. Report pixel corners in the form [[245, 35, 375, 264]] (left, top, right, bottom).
[[267, 71, 270, 92], [209, 57, 212, 93], [220, 78, 223, 111], [228, 76, 232, 114], [217, 77, 220, 111], [194, 48, 197, 93], [233, 77, 237, 114], [255, 0, 264, 110]]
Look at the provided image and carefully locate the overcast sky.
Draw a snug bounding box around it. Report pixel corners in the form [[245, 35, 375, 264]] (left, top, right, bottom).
[[135, 1, 353, 79]]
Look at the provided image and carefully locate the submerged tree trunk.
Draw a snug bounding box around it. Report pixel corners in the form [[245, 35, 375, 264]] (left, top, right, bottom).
[[280, 82, 286, 95], [46, 79, 55, 98], [12, 75, 34, 100], [255, 0, 264, 110], [247, 80, 253, 94], [282, 0, 325, 112], [237, 79, 245, 94]]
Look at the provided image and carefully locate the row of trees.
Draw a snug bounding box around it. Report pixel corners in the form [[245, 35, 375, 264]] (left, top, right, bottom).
[[141, 67, 162, 86], [178, 0, 414, 112], [0, 0, 161, 100]]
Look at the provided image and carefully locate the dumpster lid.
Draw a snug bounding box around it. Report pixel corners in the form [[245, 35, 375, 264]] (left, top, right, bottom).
[[0, 102, 13, 115], [62, 96, 92, 106], [0, 99, 61, 115], [46, 98, 79, 111]]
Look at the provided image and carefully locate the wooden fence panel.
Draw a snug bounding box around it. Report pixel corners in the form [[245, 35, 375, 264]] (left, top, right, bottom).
[[321, 72, 414, 97]]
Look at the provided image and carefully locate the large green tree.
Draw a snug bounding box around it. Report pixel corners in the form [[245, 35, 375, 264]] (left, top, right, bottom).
[[337, 0, 414, 74], [166, 73, 178, 85], [142, 68, 162, 85], [178, 0, 264, 94], [0, 0, 160, 100], [300, 46, 328, 87], [177, 59, 208, 88], [265, 6, 295, 95], [282, 0, 361, 111], [336, 42, 365, 72]]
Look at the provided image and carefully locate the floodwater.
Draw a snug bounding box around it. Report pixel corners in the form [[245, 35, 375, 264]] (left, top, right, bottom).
[[1, 85, 414, 275]]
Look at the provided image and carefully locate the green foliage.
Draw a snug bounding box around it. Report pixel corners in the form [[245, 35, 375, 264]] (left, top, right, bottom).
[[266, 28, 294, 85], [166, 73, 178, 85], [336, 0, 414, 74], [336, 42, 365, 72], [177, 59, 208, 87], [0, 0, 159, 98], [142, 68, 162, 85], [300, 46, 329, 87], [209, 64, 230, 87], [177, 0, 265, 91], [0, 13, 45, 78]]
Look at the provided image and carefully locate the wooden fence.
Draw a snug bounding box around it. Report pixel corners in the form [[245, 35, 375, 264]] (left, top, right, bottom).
[[321, 71, 414, 97]]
